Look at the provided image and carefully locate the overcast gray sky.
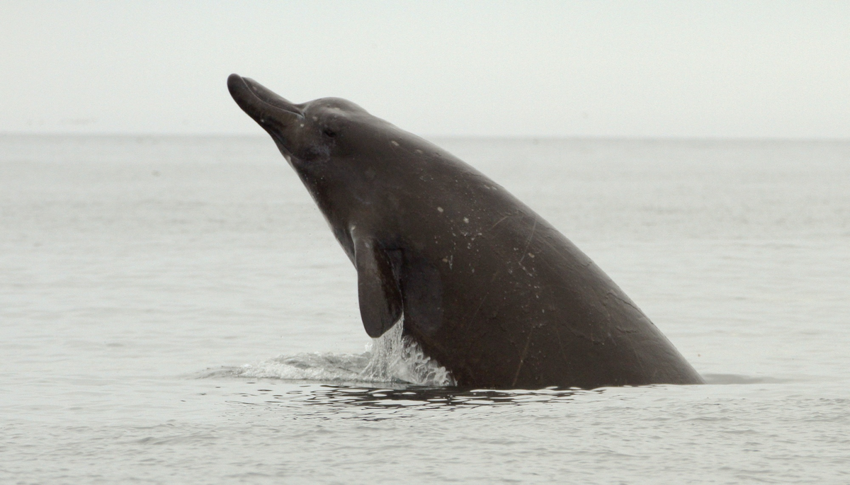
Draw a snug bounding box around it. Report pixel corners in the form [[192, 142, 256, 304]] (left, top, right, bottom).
[[2, 1, 848, 138]]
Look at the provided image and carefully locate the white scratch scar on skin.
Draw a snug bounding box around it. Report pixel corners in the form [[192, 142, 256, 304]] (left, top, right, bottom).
[[517, 215, 537, 266]]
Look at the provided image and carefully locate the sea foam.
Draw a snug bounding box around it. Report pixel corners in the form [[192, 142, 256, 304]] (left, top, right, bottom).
[[229, 319, 455, 386]]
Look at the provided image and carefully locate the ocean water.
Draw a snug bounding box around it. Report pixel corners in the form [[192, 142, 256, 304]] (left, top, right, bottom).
[[1, 135, 849, 483]]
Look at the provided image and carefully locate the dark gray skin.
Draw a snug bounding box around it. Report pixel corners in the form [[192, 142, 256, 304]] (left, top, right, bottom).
[[227, 74, 703, 389]]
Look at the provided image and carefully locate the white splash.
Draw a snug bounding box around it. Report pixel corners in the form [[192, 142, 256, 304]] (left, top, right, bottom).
[[227, 319, 454, 386], [232, 352, 370, 381], [360, 319, 455, 386]]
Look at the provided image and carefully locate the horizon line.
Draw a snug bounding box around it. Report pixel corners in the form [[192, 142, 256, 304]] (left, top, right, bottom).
[[1, 132, 849, 143]]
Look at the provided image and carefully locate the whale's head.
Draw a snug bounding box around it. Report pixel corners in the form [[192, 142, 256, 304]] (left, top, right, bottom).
[[227, 74, 387, 169], [227, 74, 412, 258]]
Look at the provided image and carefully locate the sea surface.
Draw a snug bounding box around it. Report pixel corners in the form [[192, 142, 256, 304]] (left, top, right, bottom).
[[1, 135, 849, 483]]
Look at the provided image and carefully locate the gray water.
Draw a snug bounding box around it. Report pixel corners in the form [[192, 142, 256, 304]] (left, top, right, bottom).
[[2, 135, 849, 483]]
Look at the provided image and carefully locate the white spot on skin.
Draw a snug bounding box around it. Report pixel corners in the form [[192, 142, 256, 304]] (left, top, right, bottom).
[[463, 217, 469, 223], [437, 207, 444, 213], [528, 253, 535, 258], [442, 255, 453, 269], [390, 140, 399, 147]]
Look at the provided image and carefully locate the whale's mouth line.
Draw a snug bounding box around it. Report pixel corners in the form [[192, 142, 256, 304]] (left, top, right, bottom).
[[229, 74, 304, 120]]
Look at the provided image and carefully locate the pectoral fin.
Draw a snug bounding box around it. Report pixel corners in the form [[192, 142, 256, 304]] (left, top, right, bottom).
[[355, 239, 402, 338]]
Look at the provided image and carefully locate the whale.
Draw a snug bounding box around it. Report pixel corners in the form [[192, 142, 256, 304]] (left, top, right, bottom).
[[227, 74, 703, 389]]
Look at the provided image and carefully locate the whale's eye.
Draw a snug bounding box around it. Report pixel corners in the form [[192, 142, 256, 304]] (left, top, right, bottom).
[[322, 129, 337, 138]]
